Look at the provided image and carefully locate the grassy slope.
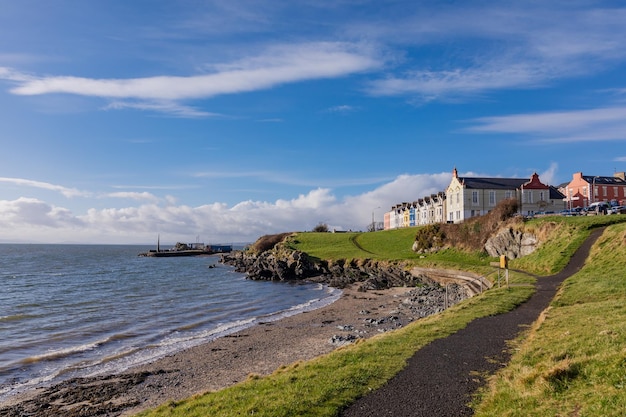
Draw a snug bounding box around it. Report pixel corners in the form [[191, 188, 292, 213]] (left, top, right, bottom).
[[137, 215, 626, 417], [473, 222, 626, 416]]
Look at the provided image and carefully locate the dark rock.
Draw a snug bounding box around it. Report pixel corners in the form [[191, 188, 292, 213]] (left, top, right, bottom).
[[221, 250, 427, 290]]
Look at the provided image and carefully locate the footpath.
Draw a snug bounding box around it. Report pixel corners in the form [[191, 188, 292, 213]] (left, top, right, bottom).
[[341, 227, 605, 417]]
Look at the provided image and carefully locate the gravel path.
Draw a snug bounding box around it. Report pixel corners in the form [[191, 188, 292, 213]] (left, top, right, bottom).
[[341, 227, 605, 417]]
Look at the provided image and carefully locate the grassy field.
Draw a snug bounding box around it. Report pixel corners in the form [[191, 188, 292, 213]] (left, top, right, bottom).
[[137, 215, 626, 417]]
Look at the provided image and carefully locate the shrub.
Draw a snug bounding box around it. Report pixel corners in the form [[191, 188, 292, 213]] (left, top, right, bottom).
[[312, 223, 329, 233], [250, 233, 293, 253]]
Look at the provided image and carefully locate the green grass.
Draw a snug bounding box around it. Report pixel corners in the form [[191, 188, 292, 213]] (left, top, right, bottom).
[[136, 215, 626, 417], [473, 222, 626, 416], [508, 215, 626, 275], [289, 228, 494, 273]]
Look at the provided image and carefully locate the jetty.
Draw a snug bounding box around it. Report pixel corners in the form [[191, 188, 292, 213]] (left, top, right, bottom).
[[139, 239, 232, 257]]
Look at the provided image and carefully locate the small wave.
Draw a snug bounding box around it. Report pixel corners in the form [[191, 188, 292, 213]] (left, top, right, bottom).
[[19, 342, 100, 365], [159, 317, 258, 348], [17, 331, 139, 366], [0, 314, 39, 323]]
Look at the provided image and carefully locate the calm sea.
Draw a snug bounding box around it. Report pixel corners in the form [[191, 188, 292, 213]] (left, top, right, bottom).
[[0, 244, 340, 402]]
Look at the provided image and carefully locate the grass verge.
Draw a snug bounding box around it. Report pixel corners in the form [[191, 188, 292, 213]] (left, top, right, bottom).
[[472, 222, 626, 416]]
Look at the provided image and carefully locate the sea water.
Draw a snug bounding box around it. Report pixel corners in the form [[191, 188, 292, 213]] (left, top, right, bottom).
[[0, 244, 340, 401]]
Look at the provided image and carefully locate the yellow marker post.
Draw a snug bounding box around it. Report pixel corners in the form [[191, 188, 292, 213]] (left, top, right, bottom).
[[500, 255, 509, 288]]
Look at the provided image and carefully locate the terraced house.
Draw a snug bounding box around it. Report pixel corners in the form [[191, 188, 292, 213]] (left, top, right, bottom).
[[384, 168, 566, 230], [384, 192, 447, 230]]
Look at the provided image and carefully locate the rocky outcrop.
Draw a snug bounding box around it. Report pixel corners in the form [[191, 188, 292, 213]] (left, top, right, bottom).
[[220, 249, 428, 291], [484, 226, 538, 259], [220, 249, 324, 281]]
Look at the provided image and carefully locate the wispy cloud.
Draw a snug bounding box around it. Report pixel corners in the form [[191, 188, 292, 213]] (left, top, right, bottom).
[[0, 177, 89, 198], [325, 104, 358, 113], [106, 191, 160, 202], [363, 4, 626, 101], [104, 100, 222, 118], [465, 107, 626, 143], [1, 42, 380, 101], [367, 63, 548, 101]]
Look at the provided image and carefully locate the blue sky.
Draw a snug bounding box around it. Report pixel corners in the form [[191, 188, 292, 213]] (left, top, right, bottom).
[[1, 1, 626, 244]]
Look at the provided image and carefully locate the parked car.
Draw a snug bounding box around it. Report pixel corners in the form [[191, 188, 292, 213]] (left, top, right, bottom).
[[586, 202, 610, 215], [610, 206, 626, 215]]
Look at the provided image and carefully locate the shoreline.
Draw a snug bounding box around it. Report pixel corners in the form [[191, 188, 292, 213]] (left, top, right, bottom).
[[1, 284, 447, 417]]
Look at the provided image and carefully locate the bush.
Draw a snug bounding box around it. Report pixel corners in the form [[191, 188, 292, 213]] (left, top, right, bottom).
[[312, 223, 329, 233], [414, 198, 521, 253], [250, 233, 293, 253]]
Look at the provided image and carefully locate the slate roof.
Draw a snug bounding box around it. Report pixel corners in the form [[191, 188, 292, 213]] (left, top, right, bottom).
[[581, 175, 626, 185], [458, 177, 527, 190], [549, 186, 566, 200]]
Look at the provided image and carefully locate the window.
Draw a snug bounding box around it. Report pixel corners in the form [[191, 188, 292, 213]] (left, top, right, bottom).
[[539, 191, 545, 201], [505, 191, 512, 199], [472, 191, 479, 205], [603, 186, 607, 197], [489, 191, 496, 206]]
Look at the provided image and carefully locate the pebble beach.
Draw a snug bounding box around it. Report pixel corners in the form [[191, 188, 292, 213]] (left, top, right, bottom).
[[0, 284, 462, 417]]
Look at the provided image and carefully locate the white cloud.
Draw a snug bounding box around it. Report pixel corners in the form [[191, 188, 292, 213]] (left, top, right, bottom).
[[0, 197, 83, 228], [539, 162, 559, 186], [465, 107, 626, 143], [368, 63, 548, 100], [104, 100, 221, 118], [0, 177, 89, 198], [325, 104, 357, 113], [2, 42, 380, 101], [0, 173, 452, 244], [106, 191, 160, 202], [362, 4, 626, 101]]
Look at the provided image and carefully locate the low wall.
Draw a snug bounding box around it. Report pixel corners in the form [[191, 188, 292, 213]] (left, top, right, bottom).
[[410, 267, 492, 297]]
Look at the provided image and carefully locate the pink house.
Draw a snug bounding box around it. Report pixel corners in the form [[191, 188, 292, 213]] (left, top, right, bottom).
[[562, 172, 626, 209]]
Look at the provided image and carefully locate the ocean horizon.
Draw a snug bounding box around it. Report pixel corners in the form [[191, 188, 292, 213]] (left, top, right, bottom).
[[0, 244, 340, 402]]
